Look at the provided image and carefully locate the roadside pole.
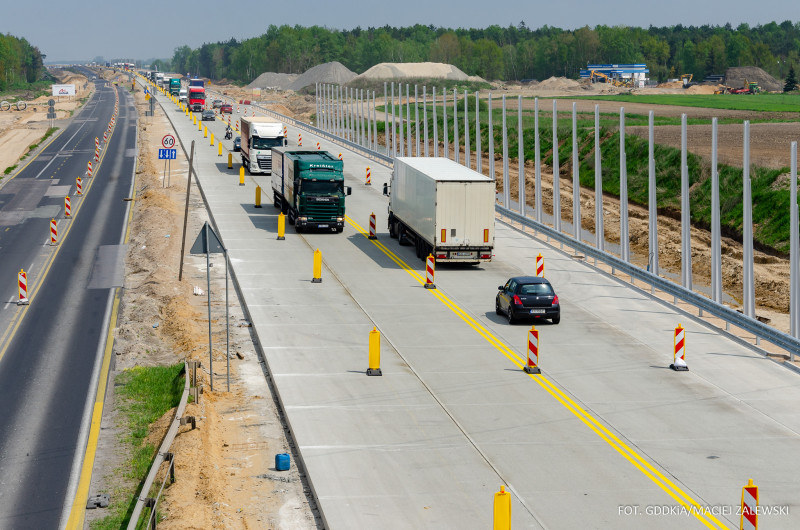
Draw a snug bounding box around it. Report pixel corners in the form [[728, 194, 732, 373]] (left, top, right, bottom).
[[178, 141, 195, 282]]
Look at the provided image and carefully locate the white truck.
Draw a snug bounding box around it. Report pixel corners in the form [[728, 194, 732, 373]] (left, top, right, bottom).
[[240, 117, 286, 174], [155, 72, 164, 86], [383, 157, 495, 263], [179, 87, 188, 102]]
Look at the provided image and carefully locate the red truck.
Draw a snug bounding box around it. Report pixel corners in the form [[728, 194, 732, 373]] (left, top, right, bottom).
[[188, 86, 205, 112]]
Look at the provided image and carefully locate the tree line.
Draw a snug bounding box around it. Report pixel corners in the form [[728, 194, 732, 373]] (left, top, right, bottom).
[[0, 33, 46, 92], [160, 22, 800, 85]]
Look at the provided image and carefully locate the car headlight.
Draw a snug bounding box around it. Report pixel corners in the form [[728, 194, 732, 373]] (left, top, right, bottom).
[[336, 217, 343, 222], [298, 216, 307, 222]]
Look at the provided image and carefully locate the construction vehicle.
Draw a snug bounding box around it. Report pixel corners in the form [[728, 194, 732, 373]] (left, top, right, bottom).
[[730, 79, 761, 94], [590, 70, 610, 83], [681, 74, 693, 88]]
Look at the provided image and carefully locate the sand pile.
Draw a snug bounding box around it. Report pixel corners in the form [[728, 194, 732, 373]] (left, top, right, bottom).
[[247, 72, 298, 91], [354, 62, 484, 82], [725, 66, 782, 92], [287, 61, 356, 91], [536, 76, 580, 90]]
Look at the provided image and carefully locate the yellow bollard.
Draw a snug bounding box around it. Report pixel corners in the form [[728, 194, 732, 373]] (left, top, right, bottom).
[[218, 142, 222, 156], [367, 327, 382, 376], [277, 212, 286, 240], [198, 120, 202, 132], [312, 249, 322, 283], [227, 152, 233, 169], [204, 125, 208, 138], [255, 186, 262, 208], [493, 486, 511, 530], [239, 166, 245, 186], [210, 132, 214, 146]]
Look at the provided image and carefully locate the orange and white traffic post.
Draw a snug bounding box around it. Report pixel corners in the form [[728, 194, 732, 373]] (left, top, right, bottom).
[[298, 133, 302, 146], [76, 177, 82, 195], [316, 141, 320, 150], [50, 219, 57, 245], [535, 253, 544, 277], [524, 326, 541, 374], [368, 213, 377, 239], [17, 269, 29, 305], [338, 152, 343, 160], [87, 161, 92, 178], [64, 196, 71, 218], [740, 479, 758, 530], [365, 166, 371, 185], [424, 254, 436, 289], [670, 323, 688, 371], [283, 125, 287, 137]]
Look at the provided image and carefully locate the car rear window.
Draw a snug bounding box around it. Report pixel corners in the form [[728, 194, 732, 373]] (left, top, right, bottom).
[[518, 283, 553, 295]]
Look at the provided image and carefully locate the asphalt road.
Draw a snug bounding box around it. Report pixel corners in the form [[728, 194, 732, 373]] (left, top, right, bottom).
[[0, 72, 136, 529]]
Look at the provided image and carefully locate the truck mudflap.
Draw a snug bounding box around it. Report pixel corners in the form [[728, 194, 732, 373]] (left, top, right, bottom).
[[433, 248, 493, 262]]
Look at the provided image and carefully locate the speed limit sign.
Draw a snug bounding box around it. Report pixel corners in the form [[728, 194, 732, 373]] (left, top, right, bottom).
[[161, 134, 175, 149]]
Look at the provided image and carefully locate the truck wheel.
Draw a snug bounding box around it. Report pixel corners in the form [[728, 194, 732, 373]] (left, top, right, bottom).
[[287, 210, 295, 225], [389, 220, 397, 238], [335, 227, 343, 233], [398, 226, 409, 246]]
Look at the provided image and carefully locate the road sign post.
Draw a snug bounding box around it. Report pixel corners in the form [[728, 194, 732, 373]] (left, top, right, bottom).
[[158, 148, 177, 187]]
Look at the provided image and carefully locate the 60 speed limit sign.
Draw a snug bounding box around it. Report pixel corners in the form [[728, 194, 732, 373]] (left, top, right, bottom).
[[161, 134, 175, 149]]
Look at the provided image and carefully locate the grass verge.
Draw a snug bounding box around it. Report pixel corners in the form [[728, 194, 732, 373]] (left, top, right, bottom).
[[89, 363, 185, 530], [563, 93, 800, 113]]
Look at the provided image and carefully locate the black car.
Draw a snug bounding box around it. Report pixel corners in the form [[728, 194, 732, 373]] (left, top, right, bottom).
[[496, 276, 560, 324], [201, 109, 215, 121], [233, 136, 241, 151]]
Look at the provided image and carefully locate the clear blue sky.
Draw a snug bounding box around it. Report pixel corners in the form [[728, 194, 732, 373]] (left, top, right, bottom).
[[2, 0, 796, 63]]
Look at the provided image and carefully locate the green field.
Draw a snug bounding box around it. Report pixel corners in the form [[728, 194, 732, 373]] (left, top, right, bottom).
[[562, 93, 800, 113]]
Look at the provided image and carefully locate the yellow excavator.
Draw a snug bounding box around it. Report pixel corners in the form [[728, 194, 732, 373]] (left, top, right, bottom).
[[681, 74, 693, 88]]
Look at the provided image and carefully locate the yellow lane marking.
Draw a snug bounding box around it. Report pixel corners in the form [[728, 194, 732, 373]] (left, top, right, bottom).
[[67, 88, 138, 528], [64, 291, 121, 530], [345, 215, 727, 530]]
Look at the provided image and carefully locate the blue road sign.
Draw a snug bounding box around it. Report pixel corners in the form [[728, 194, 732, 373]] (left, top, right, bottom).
[[158, 149, 177, 160]]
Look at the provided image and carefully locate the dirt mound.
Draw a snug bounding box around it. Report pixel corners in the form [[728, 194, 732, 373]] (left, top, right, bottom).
[[288, 61, 356, 91], [354, 62, 481, 81], [725, 66, 782, 92], [246, 72, 298, 91], [537, 76, 580, 90]]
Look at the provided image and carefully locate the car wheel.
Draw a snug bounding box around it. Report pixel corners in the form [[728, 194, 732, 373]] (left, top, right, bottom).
[[495, 299, 502, 316], [551, 315, 560, 325], [507, 306, 515, 324]]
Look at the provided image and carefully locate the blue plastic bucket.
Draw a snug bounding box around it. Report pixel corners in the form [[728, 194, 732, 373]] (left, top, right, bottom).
[[275, 453, 291, 471]]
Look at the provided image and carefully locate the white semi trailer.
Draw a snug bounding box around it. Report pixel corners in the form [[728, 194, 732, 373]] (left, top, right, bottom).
[[240, 117, 286, 174], [383, 157, 495, 263]]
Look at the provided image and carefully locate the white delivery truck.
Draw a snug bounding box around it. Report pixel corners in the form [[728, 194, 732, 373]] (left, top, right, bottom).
[[240, 117, 286, 174], [383, 157, 495, 263], [179, 87, 188, 102]]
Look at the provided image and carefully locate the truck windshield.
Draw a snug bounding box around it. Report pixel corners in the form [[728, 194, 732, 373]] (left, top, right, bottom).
[[300, 180, 343, 195], [252, 136, 284, 150]]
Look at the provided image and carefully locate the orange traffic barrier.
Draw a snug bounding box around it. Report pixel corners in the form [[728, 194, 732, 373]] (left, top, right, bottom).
[[536, 253, 544, 277], [670, 324, 688, 371], [50, 219, 57, 245], [424, 254, 435, 289], [338, 153, 343, 160], [524, 326, 541, 374], [17, 269, 29, 305], [368, 213, 377, 240], [298, 133, 302, 146], [87, 161, 92, 178], [741, 479, 758, 530], [76, 177, 82, 195], [365, 166, 371, 185], [64, 196, 71, 218]]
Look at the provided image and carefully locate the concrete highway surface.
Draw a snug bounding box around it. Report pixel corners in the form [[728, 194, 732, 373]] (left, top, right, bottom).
[[0, 72, 135, 529], [148, 79, 800, 529]]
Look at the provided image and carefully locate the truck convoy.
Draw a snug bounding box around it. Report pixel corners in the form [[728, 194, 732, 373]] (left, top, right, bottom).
[[271, 148, 352, 232], [169, 77, 181, 96], [155, 72, 164, 87], [383, 157, 495, 263], [240, 117, 286, 174], [187, 78, 205, 112]]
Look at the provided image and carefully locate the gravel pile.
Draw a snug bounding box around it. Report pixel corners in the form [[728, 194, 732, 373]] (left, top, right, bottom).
[[353, 62, 484, 82], [725, 66, 782, 92], [287, 62, 356, 91], [246, 72, 298, 91]]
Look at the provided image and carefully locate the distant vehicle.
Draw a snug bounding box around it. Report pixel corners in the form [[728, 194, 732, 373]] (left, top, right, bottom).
[[240, 117, 286, 174], [496, 276, 560, 325], [384, 157, 495, 263], [169, 78, 181, 96], [201, 109, 215, 121], [211, 99, 223, 108], [179, 88, 188, 102], [188, 86, 205, 112], [233, 136, 241, 151], [219, 103, 232, 114]]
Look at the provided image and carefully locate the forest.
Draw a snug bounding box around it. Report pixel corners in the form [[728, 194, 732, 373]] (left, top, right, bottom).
[[0, 33, 47, 92], [159, 21, 800, 85]]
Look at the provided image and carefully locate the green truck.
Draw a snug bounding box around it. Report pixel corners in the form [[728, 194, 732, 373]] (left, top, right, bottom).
[[169, 77, 181, 96], [271, 148, 352, 232]]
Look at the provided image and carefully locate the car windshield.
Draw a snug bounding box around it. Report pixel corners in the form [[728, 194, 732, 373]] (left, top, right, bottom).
[[300, 180, 342, 195], [252, 136, 283, 149], [518, 283, 554, 296]]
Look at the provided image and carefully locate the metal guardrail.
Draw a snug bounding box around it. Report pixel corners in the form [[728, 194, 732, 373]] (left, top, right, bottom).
[[497, 204, 800, 361], [205, 89, 393, 167], [127, 360, 199, 529]]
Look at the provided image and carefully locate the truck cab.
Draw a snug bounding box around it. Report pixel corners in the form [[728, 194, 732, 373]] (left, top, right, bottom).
[[240, 117, 286, 174]]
